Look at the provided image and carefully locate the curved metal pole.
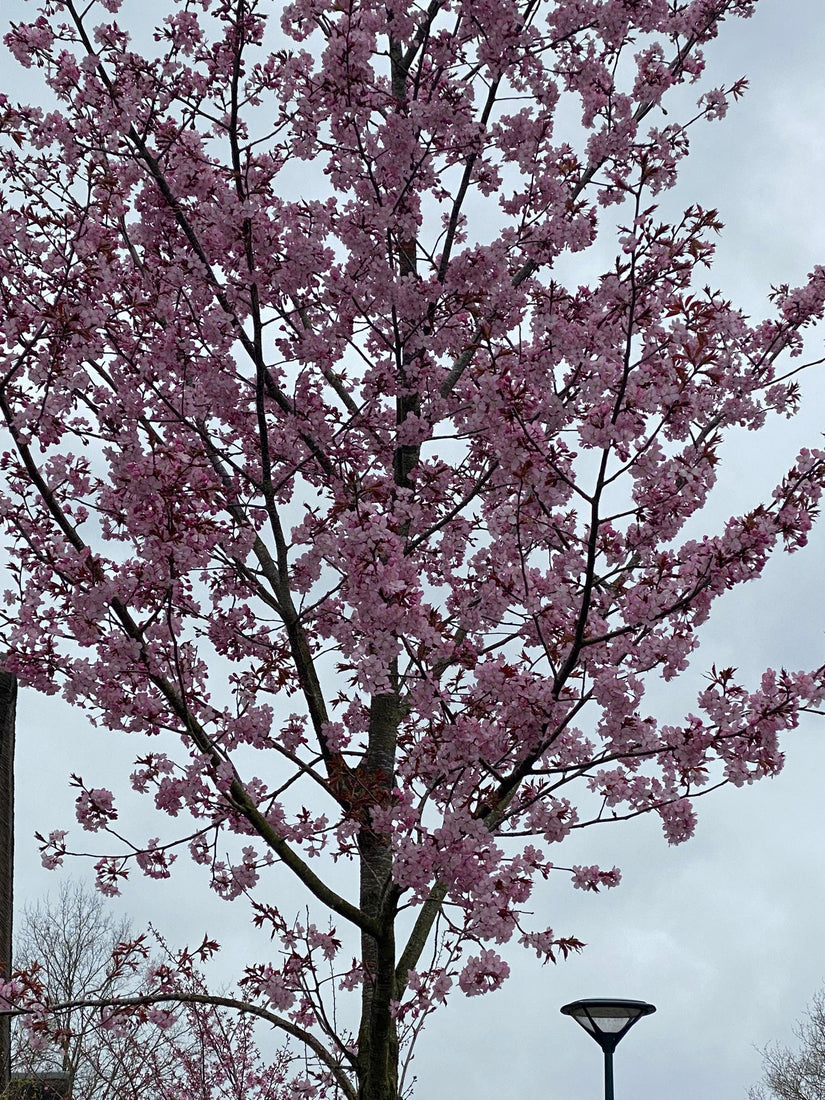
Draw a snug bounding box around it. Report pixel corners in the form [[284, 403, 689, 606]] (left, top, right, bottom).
[[604, 1049, 615, 1100]]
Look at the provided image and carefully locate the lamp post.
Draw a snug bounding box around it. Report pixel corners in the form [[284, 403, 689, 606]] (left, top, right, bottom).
[[560, 998, 656, 1100]]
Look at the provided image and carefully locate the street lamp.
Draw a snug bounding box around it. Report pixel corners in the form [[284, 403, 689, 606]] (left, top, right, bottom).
[[560, 998, 656, 1100]]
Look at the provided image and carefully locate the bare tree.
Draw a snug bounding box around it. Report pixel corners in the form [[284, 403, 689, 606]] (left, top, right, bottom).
[[12, 881, 181, 1100], [749, 991, 825, 1100], [11, 881, 291, 1100]]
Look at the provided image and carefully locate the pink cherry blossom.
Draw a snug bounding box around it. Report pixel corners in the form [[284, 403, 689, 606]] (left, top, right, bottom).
[[458, 949, 511, 996]]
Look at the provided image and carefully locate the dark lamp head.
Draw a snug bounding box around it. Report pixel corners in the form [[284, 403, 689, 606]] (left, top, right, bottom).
[[560, 998, 656, 1054]]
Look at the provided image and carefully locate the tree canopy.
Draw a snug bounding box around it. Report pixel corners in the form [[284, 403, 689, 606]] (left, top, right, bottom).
[[1, 1, 824, 1098]]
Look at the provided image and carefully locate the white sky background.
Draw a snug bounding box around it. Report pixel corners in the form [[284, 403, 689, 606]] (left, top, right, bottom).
[[3, 0, 825, 1097]]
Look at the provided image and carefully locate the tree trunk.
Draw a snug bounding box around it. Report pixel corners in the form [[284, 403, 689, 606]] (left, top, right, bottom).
[[356, 692, 400, 1100], [355, 34, 417, 1100], [0, 670, 15, 1093]]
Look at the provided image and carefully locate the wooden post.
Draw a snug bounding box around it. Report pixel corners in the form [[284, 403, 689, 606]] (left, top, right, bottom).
[[0, 671, 15, 1095]]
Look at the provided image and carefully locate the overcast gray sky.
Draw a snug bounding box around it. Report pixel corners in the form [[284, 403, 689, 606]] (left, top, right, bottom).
[[4, 0, 825, 1098]]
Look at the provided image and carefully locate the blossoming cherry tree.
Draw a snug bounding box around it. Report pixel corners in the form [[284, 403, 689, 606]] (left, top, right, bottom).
[[1, 1, 824, 1098]]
